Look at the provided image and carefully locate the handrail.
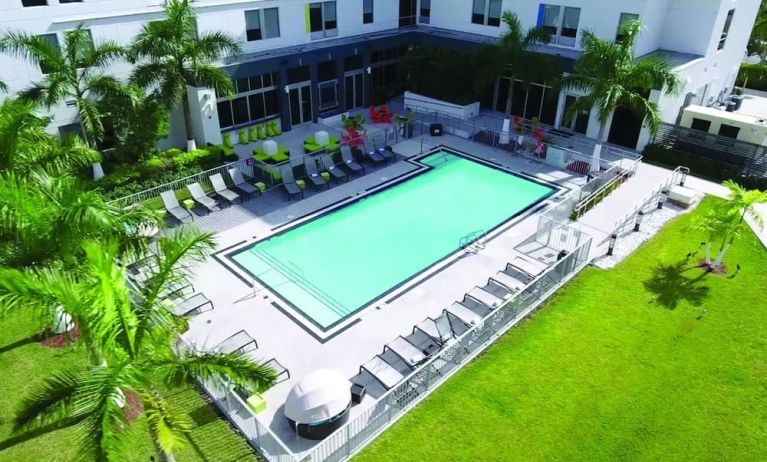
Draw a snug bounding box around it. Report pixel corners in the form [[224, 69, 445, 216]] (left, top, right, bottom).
[[612, 166, 690, 232], [570, 156, 643, 219]]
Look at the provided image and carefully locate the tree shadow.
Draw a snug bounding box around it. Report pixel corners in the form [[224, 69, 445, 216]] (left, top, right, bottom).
[[643, 261, 711, 309], [0, 333, 41, 354], [0, 416, 85, 451]]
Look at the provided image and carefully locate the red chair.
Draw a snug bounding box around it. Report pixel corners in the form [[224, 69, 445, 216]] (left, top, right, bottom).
[[379, 104, 393, 123], [368, 106, 383, 124]]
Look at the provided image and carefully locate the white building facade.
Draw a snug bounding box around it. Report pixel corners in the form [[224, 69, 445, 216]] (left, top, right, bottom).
[[0, 0, 760, 151]]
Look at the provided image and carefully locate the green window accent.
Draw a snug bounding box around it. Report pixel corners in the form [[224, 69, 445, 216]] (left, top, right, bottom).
[[305, 4, 311, 32]]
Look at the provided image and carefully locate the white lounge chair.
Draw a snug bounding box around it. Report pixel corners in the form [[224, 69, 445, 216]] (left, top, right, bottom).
[[160, 190, 192, 223], [210, 173, 241, 205]]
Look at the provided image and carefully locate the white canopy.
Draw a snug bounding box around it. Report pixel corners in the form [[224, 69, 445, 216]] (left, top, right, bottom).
[[284, 369, 351, 424]]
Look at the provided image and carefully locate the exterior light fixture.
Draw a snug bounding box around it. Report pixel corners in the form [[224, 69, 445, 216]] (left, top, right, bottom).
[[366, 66, 372, 74], [607, 234, 618, 256], [658, 189, 668, 209], [634, 211, 644, 232], [284, 85, 289, 94]]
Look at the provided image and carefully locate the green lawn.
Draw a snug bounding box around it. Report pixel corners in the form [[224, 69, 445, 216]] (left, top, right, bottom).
[[0, 311, 259, 461], [356, 197, 767, 462]]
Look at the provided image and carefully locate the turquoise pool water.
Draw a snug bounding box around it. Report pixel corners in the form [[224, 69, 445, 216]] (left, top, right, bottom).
[[230, 151, 554, 331]]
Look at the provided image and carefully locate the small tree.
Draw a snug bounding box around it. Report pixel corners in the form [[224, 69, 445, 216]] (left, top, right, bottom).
[[128, 0, 240, 151], [560, 20, 681, 146], [0, 25, 126, 147]]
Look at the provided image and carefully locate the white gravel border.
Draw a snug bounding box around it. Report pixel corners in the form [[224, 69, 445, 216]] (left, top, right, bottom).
[[592, 199, 702, 269]]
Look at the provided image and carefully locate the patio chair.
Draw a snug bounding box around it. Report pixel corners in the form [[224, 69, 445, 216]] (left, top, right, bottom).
[[385, 336, 428, 369], [280, 165, 305, 200], [340, 146, 365, 175], [445, 302, 484, 327], [319, 154, 348, 183], [160, 190, 193, 223], [158, 279, 194, 300], [359, 355, 405, 390], [187, 182, 219, 213], [507, 256, 547, 279], [304, 157, 329, 190], [263, 358, 291, 383], [490, 271, 526, 293], [214, 330, 258, 354], [228, 166, 260, 198], [210, 173, 241, 205], [368, 105, 383, 124], [375, 141, 396, 163], [362, 140, 385, 165], [465, 287, 505, 309], [168, 293, 213, 317]]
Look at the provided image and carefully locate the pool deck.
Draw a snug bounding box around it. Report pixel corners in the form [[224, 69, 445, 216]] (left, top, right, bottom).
[[180, 133, 586, 454]]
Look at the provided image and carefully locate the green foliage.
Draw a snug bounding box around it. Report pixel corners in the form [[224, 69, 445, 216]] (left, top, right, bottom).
[[357, 197, 767, 462], [560, 19, 680, 138], [96, 145, 234, 201], [341, 113, 365, 131], [736, 63, 767, 91]]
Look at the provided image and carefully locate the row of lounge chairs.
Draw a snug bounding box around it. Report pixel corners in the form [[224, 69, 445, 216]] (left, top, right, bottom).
[[212, 330, 291, 387], [160, 166, 259, 223], [278, 145, 395, 200], [353, 255, 549, 393]]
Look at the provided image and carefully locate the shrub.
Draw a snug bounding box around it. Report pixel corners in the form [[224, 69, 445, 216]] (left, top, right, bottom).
[[736, 63, 767, 91]]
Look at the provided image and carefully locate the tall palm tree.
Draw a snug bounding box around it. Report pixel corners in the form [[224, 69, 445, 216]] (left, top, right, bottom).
[[0, 98, 100, 176], [0, 25, 126, 147], [0, 230, 277, 461], [128, 0, 240, 151], [707, 180, 767, 269], [478, 11, 554, 115], [0, 172, 158, 267], [560, 19, 681, 147]]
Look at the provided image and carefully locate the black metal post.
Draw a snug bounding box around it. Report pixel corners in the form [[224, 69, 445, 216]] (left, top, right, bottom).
[[607, 234, 617, 256]]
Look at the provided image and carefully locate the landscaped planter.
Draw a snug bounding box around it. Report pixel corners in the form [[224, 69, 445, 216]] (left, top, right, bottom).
[[404, 91, 480, 121]]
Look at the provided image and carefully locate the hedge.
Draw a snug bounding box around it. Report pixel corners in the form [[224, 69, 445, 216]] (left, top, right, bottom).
[[95, 145, 238, 201], [736, 63, 767, 91]]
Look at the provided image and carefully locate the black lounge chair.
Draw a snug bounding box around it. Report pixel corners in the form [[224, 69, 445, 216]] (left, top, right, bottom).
[[169, 293, 213, 317], [263, 358, 291, 383], [187, 182, 219, 213], [304, 157, 329, 190], [228, 166, 259, 198], [362, 140, 385, 165], [280, 165, 304, 199], [378, 143, 396, 163], [340, 146, 365, 175], [320, 154, 348, 182], [215, 330, 258, 354]]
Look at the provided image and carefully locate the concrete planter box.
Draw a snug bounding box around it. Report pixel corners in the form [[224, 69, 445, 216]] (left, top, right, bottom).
[[404, 91, 480, 121]]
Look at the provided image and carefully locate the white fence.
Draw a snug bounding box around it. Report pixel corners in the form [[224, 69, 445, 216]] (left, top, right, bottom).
[[193, 233, 593, 462]]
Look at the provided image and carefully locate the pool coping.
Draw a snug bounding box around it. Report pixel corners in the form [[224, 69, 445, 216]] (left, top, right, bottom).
[[215, 146, 566, 342]]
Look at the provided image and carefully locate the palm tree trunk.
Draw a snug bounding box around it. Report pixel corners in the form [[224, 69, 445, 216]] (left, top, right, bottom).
[[704, 242, 712, 265], [596, 122, 607, 143], [504, 76, 514, 116], [181, 89, 196, 151], [713, 241, 732, 268]]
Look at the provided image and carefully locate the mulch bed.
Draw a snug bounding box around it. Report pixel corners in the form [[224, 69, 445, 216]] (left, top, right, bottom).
[[40, 326, 80, 349], [124, 390, 144, 423]]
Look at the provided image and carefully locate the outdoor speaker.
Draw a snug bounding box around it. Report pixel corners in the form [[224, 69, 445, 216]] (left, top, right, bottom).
[[430, 123, 443, 136]]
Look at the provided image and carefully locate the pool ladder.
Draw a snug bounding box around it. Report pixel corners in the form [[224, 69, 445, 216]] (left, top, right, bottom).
[[459, 230, 488, 254]]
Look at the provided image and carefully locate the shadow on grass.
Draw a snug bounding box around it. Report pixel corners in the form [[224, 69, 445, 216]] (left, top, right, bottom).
[[0, 333, 41, 354], [0, 416, 85, 451], [643, 261, 711, 309]]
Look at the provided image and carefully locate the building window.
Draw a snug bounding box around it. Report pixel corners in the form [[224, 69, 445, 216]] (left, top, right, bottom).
[[718, 9, 735, 50], [245, 8, 280, 42], [37, 33, 60, 74], [616, 13, 639, 43], [419, 0, 431, 24], [718, 124, 740, 138], [399, 0, 416, 27], [472, 0, 502, 27], [363, 0, 374, 24], [690, 118, 712, 133], [217, 72, 279, 130], [309, 1, 338, 39], [317, 60, 338, 110], [539, 4, 581, 47], [22, 0, 47, 6]]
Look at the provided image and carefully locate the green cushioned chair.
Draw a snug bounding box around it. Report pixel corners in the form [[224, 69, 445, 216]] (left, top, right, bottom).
[[223, 132, 234, 149], [252, 146, 291, 164], [257, 124, 267, 140], [239, 129, 248, 145], [304, 135, 341, 154], [248, 126, 259, 142]]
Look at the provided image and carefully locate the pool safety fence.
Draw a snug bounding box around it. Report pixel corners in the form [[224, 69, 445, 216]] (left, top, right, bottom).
[[190, 230, 593, 462]]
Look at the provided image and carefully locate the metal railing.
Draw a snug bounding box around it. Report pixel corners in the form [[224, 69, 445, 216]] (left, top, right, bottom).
[[570, 156, 643, 220], [612, 166, 690, 235], [185, 226, 592, 462], [109, 157, 256, 209]]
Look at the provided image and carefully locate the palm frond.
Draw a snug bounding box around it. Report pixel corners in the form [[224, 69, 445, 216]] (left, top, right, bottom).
[[188, 64, 234, 98], [14, 370, 84, 430], [191, 32, 240, 62], [158, 349, 277, 392], [142, 391, 192, 456], [0, 30, 65, 71]]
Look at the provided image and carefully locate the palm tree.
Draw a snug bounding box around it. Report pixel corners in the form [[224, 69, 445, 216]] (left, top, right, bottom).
[[0, 230, 277, 460], [560, 19, 681, 150], [708, 180, 767, 269], [0, 25, 126, 147], [0, 98, 100, 176], [0, 172, 158, 267], [478, 11, 554, 116], [128, 0, 240, 151]]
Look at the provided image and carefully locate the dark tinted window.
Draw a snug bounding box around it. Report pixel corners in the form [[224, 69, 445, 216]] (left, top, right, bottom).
[[718, 124, 740, 138], [690, 118, 712, 133]]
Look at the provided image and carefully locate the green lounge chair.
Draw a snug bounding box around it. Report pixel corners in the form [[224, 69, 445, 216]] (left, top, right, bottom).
[[248, 126, 258, 142], [257, 124, 267, 140], [238, 129, 248, 145]]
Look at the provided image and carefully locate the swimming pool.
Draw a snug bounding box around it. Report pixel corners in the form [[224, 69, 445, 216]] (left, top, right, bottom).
[[229, 149, 555, 333]]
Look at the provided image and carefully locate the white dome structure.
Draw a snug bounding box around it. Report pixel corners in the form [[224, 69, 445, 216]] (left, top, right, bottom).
[[284, 369, 352, 440]]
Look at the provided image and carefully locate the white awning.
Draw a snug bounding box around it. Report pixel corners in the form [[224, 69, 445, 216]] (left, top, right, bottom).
[[284, 369, 351, 424]]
